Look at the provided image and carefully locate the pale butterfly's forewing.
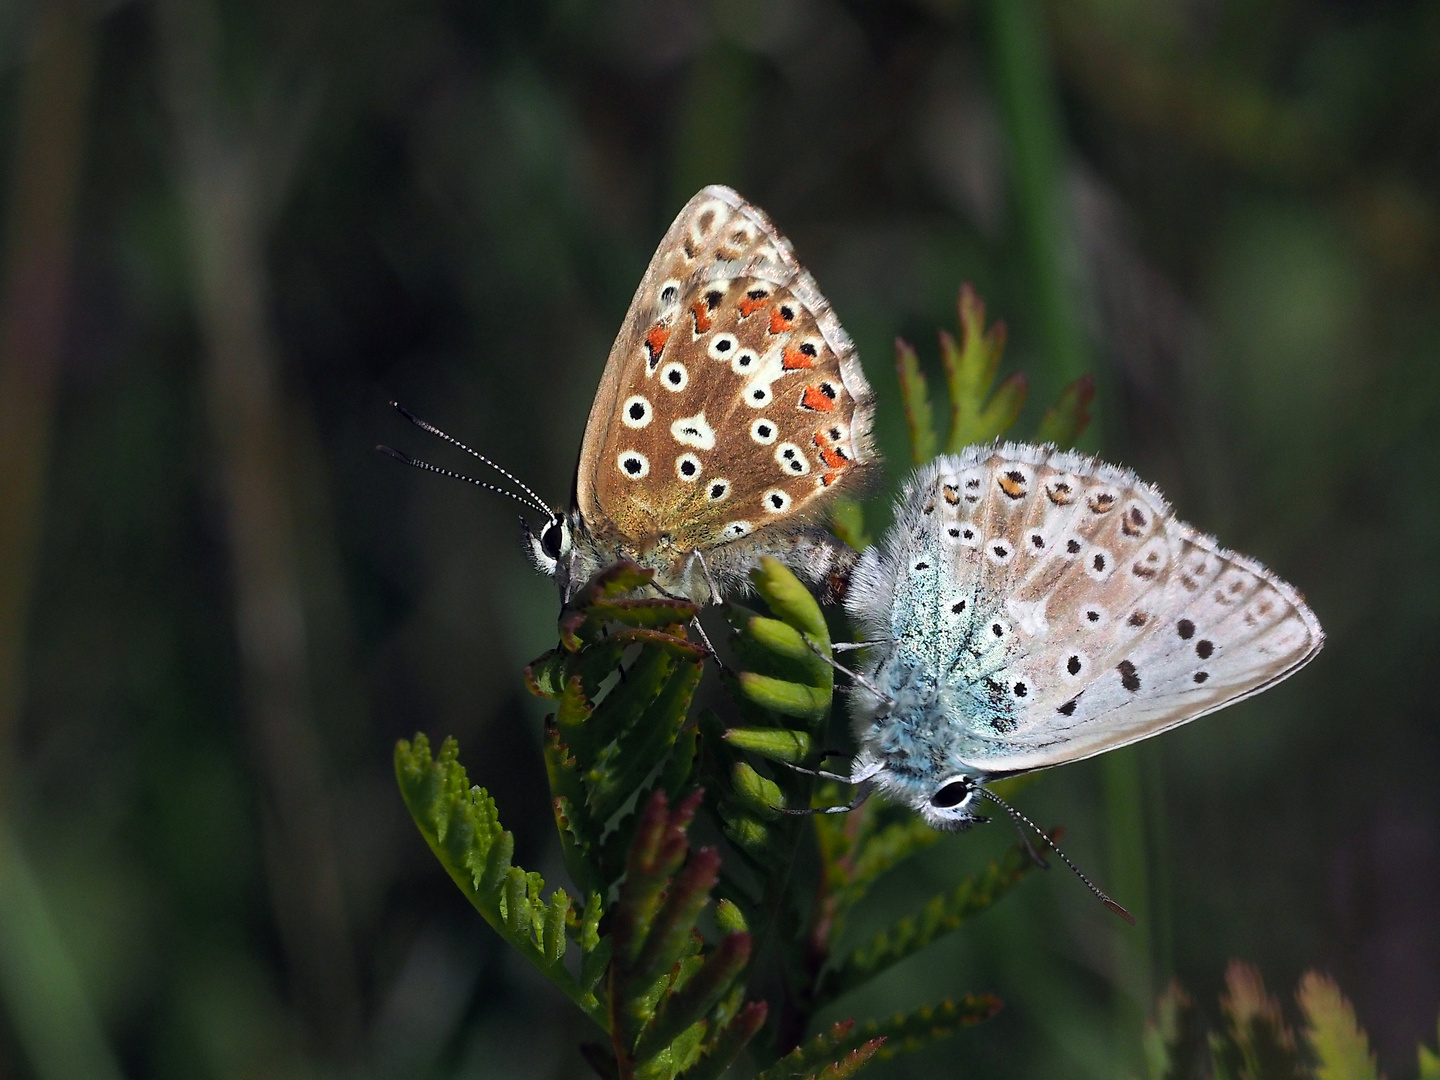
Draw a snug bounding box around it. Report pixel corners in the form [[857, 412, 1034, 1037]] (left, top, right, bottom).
[[573, 186, 876, 594], [850, 444, 1322, 777]]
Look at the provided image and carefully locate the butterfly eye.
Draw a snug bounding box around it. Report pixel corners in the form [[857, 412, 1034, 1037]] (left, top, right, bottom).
[[541, 520, 566, 559], [929, 781, 971, 809]]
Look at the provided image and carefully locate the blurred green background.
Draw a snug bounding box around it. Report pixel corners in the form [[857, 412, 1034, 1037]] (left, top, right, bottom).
[[0, 0, 1436, 1077]]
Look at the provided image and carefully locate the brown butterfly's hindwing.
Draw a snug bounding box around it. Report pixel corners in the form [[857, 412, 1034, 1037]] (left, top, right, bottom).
[[560, 185, 877, 602]]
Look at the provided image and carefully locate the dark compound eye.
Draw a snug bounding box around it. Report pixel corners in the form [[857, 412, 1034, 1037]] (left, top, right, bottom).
[[541, 521, 565, 559], [929, 781, 971, 808]]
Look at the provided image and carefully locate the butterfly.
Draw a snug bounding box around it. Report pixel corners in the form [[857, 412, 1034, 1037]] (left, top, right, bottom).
[[506, 185, 878, 604], [841, 443, 1323, 836]]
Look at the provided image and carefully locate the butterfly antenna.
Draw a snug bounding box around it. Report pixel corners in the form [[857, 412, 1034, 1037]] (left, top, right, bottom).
[[976, 787, 1137, 925], [389, 401, 554, 516], [376, 444, 553, 517]]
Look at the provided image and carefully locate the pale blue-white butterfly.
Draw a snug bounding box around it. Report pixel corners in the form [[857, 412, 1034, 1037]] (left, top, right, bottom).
[[827, 444, 1322, 916]]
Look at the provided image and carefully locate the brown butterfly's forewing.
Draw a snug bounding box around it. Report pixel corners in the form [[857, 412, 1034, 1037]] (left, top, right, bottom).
[[569, 186, 877, 600]]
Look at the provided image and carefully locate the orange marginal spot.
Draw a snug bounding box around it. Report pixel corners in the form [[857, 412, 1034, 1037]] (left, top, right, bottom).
[[738, 293, 768, 317], [691, 301, 713, 334], [782, 346, 813, 371], [821, 470, 843, 487], [768, 305, 795, 334], [800, 383, 837, 412], [813, 431, 850, 470], [645, 323, 670, 365]]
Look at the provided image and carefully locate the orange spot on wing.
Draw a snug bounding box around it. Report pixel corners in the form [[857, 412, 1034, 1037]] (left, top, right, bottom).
[[782, 346, 813, 370], [813, 431, 850, 470], [691, 301, 713, 334], [738, 295, 767, 317], [768, 306, 795, 334], [821, 470, 843, 487], [645, 323, 670, 365], [800, 384, 836, 412]]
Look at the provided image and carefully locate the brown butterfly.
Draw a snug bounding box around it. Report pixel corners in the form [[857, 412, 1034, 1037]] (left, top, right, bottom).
[[386, 186, 878, 604]]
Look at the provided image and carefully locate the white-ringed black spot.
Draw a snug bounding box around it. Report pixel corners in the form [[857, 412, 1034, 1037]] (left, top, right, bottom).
[[659, 283, 678, 304], [1194, 671, 1210, 683], [1013, 682, 1028, 697], [707, 334, 738, 360], [763, 488, 791, 514], [991, 622, 1004, 638], [750, 418, 777, 445], [618, 451, 650, 480], [620, 395, 653, 429], [775, 442, 810, 475], [732, 349, 759, 375], [721, 520, 753, 539], [675, 453, 702, 481], [1067, 655, 1082, 675], [707, 478, 731, 502], [748, 385, 772, 407], [660, 361, 689, 391], [1028, 531, 1045, 550], [947, 527, 960, 538]]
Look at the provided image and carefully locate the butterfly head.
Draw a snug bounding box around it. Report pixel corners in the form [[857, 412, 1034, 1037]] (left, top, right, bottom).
[[852, 680, 990, 831], [522, 510, 582, 597]]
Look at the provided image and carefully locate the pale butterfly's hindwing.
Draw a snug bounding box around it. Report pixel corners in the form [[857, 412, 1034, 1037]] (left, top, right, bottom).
[[845, 443, 1323, 830], [547, 186, 877, 604]]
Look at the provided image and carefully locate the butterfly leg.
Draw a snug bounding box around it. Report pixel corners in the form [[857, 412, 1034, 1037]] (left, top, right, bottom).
[[693, 549, 723, 607], [776, 759, 855, 784], [804, 641, 893, 705], [775, 781, 874, 816], [831, 639, 898, 653]]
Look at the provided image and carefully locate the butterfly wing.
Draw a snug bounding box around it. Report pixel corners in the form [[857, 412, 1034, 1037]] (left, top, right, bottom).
[[863, 445, 1322, 776], [576, 187, 876, 570]]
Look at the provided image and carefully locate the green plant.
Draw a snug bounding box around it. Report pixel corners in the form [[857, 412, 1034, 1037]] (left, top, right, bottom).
[[395, 284, 1095, 1078], [1137, 962, 1401, 1080]]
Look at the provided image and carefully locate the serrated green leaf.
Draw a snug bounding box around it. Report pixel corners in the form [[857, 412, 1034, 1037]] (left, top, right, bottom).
[[750, 555, 829, 642], [943, 283, 1016, 450], [1036, 373, 1095, 447], [524, 649, 570, 699], [820, 840, 1037, 1005], [860, 995, 1002, 1059], [1297, 972, 1382, 1080], [812, 1040, 885, 1080], [1214, 962, 1305, 1080], [393, 736, 603, 1028], [896, 337, 938, 465], [738, 672, 831, 722], [755, 1020, 862, 1080], [728, 761, 785, 819], [723, 726, 812, 764], [636, 933, 751, 1063], [678, 1001, 767, 1080], [714, 899, 748, 935]]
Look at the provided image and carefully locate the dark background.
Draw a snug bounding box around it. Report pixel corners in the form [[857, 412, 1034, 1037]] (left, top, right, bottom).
[[0, 1, 1436, 1077]]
